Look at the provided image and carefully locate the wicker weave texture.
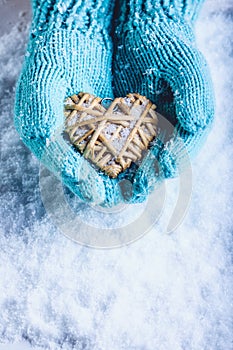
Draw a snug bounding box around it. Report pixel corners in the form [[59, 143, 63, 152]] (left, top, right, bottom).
[[64, 92, 158, 178]]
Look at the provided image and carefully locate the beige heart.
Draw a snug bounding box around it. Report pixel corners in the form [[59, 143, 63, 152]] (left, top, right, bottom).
[[64, 92, 158, 178]]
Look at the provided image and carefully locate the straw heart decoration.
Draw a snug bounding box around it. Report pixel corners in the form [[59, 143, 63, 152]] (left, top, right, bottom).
[[64, 92, 158, 178]]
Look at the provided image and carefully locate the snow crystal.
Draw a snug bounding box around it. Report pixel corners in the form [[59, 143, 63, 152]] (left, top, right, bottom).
[[74, 127, 87, 138], [111, 139, 124, 152], [57, 2, 68, 14], [124, 97, 133, 106], [82, 114, 93, 121], [0, 1, 232, 349], [120, 127, 130, 139], [66, 112, 81, 126], [103, 123, 117, 139]]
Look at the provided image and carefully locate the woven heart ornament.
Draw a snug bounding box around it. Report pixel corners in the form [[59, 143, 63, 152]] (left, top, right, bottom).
[[64, 92, 158, 178]]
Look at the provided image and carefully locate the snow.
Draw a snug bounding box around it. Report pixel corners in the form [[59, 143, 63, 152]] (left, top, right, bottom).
[[0, 1, 233, 349], [119, 127, 130, 139]]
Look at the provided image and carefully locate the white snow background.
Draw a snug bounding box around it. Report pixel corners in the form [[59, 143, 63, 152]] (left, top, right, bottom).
[[0, 0, 232, 349]]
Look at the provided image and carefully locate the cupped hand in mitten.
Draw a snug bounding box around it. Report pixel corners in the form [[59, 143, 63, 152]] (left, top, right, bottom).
[[112, 2, 215, 202], [14, 1, 123, 207]]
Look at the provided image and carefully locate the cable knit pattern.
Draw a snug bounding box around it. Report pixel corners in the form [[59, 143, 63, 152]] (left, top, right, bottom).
[[158, 0, 205, 22], [14, 0, 124, 207], [31, 0, 113, 34], [112, 0, 214, 201], [116, 0, 205, 24]]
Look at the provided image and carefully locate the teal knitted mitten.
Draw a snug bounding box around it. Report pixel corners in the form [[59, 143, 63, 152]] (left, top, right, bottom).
[[112, 0, 215, 202], [15, 0, 123, 207]]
